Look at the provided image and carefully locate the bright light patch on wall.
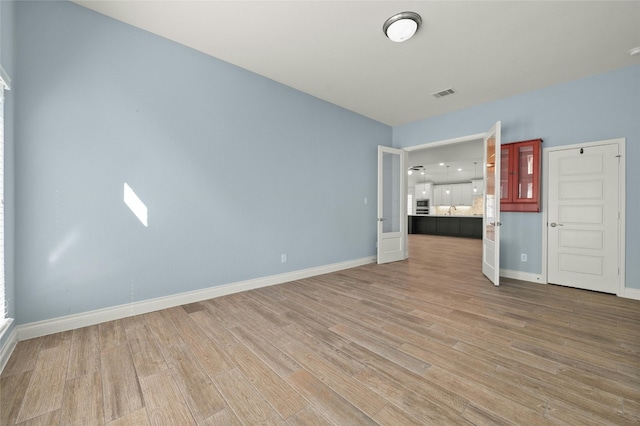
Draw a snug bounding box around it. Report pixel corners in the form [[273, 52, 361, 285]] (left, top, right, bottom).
[[124, 183, 148, 227], [48, 231, 80, 264]]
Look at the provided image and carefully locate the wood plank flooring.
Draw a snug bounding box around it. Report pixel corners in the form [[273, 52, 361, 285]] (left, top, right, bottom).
[[2, 235, 639, 425]]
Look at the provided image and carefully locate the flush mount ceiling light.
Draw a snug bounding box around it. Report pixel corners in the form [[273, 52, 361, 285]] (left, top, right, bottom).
[[383, 12, 422, 42]]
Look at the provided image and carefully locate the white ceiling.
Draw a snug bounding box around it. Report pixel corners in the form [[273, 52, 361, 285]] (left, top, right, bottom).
[[73, 1, 640, 126], [407, 139, 483, 186]]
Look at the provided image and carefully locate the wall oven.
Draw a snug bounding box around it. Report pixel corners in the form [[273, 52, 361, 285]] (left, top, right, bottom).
[[416, 199, 429, 215]]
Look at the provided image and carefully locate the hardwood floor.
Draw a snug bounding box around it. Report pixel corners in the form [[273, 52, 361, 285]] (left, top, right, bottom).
[[2, 235, 639, 425]]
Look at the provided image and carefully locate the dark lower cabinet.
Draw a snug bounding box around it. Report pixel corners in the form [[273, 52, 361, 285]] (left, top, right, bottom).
[[413, 217, 437, 234], [409, 216, 482, 239], [437, 217, 460, 235], [460, 218, 482, 238]]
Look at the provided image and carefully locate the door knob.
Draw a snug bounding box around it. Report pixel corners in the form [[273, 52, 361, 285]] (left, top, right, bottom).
[[550, 222, 563, 227]]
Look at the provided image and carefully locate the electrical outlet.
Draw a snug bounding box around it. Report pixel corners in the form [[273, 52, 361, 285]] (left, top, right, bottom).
[[281, 254, 287, 263], [521, 253, 527, 262]]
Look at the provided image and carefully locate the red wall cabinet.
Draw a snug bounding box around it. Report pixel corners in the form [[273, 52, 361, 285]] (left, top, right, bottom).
[[500, 139, 542, 212]]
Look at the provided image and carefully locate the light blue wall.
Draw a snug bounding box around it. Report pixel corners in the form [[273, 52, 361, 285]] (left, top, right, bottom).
[[393, 64, 640, 289], [14, 1, 390, 324], [0, 0, 16, 350]]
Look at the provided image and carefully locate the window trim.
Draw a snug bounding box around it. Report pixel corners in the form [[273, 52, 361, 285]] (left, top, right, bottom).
[[0, 64, 11, 334]]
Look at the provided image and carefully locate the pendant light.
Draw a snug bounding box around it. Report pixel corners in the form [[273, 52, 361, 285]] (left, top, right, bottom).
[[473, 162, 478, 193], [445, 165, 450, 194], [422, 168, 426, 195]]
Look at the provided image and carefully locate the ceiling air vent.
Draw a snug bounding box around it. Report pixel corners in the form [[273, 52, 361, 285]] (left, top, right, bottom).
[[432, 88, 456, 98]]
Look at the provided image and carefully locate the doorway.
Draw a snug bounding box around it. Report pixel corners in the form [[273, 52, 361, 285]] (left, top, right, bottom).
[[404, 132, 486, 261], [543, 138, 625, 295], [386, 123, 501, 284]]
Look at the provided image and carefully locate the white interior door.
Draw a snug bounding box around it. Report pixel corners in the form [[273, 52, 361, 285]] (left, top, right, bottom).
[[482, 122, 501, 285], [377, 146, 407, 264], [547, 143, 620, 293]]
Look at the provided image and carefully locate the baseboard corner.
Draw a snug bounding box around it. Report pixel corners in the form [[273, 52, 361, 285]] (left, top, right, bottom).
[[620, 286, 640, 301]]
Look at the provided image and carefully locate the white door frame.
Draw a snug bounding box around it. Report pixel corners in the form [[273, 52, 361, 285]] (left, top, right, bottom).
[[404, 133, 486, 153], [541, 138, 626, 296]]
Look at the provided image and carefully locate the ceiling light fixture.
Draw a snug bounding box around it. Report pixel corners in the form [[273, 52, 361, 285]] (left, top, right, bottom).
[[408, 165, 424, 175], [629, 47, 640, 56], [383, 12, 422, 43]]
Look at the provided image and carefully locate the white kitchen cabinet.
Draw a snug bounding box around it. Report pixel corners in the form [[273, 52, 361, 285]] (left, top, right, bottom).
[[436, 183, 472, 206], [414, 182, 432, 200], [460, 183, 473, 206], [451, 183, 465, 206], [433, 185, 451, 206], [451, 184, 462, 206], [471, 179, 484, 196], [433, 185, 441, 206]]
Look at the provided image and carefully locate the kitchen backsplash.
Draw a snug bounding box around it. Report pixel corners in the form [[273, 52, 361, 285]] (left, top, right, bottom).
[[434, 196, 484, 216]]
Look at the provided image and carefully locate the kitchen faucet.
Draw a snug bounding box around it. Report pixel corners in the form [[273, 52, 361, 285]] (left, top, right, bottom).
[[446, 205, 457, 215]]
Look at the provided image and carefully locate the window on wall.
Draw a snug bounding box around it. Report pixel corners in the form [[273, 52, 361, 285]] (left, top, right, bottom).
[[0, 67, 9, 335]]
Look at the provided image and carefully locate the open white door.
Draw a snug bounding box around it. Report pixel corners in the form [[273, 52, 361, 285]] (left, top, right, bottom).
[[377, 146, 407, 264], [482, 122, 501, 285]]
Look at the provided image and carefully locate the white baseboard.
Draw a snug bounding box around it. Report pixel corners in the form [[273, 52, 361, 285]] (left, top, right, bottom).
[[0, 325, 18, 375], [16, 256, 376, 341], [620, 286, 640, 301], [499, 269, 544, 284], [500, 269, 640, 301]]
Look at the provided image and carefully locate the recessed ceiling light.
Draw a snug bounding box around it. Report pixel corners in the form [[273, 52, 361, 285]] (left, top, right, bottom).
[[383, 12, 422, 43], [457, 168, 462, 171], [629, 47, 640, 56], [439, 163, 445, 166]]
